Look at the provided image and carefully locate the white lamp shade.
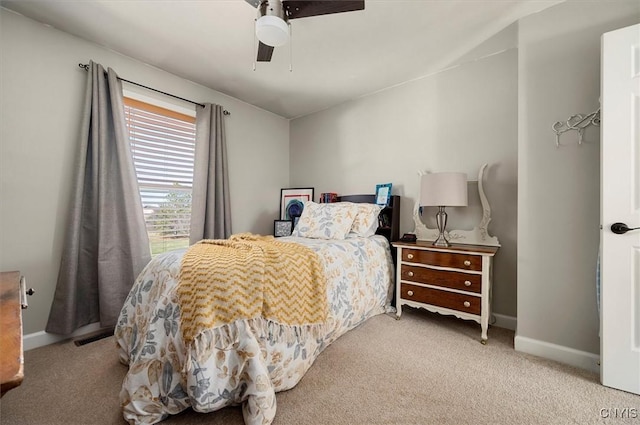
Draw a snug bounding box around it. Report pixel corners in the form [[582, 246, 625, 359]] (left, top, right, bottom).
[[420, 172, 468, 207], [256, 15, 289, 47]]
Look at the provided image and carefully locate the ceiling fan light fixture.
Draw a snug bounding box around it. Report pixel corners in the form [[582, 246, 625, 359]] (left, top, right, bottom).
[[255, 15, 289, 47]]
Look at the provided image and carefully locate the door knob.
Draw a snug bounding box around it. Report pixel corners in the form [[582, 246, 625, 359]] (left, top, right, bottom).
[[611, 222, 640, 234]]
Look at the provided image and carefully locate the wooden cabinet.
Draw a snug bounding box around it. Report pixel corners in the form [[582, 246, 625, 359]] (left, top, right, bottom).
[[1, 271, 24, 396], [376, 196, 400, 244], [393, 241, 498, 343]]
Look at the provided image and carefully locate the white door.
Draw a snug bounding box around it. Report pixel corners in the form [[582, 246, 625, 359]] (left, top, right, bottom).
[[601, 23, 640, 395]]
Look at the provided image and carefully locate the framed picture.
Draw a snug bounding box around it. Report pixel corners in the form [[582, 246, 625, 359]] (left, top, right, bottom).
[[375, 183, 393, 206], [280, 187, 314, 220], [274, 220, 293, 237]]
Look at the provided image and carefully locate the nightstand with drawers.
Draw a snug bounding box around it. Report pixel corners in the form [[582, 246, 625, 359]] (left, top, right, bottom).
[[1, 271, 25, 396], [392, 241, 499, 344]]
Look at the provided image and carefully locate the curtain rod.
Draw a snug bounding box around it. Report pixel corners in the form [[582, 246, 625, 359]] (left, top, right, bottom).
[[78, 63, 230, 115]]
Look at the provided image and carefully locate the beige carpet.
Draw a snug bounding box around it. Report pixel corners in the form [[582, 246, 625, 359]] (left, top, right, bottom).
[[1, 308, 638, 425]]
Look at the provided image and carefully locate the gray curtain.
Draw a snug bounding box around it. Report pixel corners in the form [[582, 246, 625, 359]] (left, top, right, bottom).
[[46, 61, 151, 335], [190, 103, 231, 243]]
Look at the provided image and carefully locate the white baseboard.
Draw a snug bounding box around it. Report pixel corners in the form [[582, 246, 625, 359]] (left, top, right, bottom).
[[23, 322, 105, 351], [492, 313, 517, 331], [514, 335, 600, 374]]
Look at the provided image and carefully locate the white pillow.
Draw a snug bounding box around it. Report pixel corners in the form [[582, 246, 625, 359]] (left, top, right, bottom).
[[293, 202, 359, 240], [347, 203, 383, 238]]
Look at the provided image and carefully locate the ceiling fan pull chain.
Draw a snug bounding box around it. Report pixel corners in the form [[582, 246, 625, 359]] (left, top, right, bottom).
[[253, 19, 257, 71]]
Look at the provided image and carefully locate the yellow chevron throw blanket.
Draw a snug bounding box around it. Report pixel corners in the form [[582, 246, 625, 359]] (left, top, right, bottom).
[[177, 233, 328, 345]]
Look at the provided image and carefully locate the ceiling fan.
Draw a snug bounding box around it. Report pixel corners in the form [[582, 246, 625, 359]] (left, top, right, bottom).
[[244, 0, 365, 62]]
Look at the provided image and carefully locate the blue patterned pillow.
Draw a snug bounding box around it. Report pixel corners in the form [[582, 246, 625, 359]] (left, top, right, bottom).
[[293, 202, 358, 240]]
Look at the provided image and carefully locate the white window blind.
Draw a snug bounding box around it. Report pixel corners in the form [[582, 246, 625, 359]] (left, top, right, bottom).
[[124, 97, 196, 255]]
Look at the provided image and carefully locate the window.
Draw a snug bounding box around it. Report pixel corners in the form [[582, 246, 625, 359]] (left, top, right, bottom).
[[124, 97, 196, 255]]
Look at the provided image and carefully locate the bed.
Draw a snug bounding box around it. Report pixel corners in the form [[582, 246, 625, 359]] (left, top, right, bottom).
[[114, 196, 399, 425]]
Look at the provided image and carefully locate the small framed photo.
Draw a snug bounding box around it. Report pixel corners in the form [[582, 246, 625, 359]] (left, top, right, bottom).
[[274, 220, 293, 237], [375, 183, 393, 206], [280, 187, 314, 220]]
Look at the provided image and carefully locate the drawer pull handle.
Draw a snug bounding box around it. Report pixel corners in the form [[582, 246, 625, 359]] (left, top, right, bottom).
[[407, 290, 414, 296], [407, 271, 414, 277], [464, 280, 472, 287], [407, 254, 414, 260], [464, 260, 471, 266], [463, 301, 471, 308]]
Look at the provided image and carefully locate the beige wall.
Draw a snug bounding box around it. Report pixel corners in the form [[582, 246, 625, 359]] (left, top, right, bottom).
[[517, 1, 640, 357], [0, 9, 289, 335], [3, 0, 638, 365], [290, 32, 519, 319], [291, 0, 640, 368]]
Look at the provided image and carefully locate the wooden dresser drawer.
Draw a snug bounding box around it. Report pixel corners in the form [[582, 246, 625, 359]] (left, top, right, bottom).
[[402, 249, 482, 271], [394, 242, 499, 343], [1, 271, 24, 397], [400, 265, 481, 293], [400, 283, 481, 315]]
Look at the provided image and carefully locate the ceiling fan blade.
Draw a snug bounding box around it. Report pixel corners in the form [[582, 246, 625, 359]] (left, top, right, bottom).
[[244, 0, 260, 8], [257, 42, 275, 62], [284, 0, 364, 19]]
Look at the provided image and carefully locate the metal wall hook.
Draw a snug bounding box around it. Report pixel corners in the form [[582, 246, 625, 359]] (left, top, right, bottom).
[[552, 107, 600, 148]]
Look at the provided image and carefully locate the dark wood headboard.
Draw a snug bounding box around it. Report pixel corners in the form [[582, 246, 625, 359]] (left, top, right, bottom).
[[336, 194, 400, 245]]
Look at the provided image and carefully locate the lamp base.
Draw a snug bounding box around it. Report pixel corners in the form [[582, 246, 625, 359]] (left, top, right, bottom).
[[432, 233, 451, 247], [432, 206, 451, 247]]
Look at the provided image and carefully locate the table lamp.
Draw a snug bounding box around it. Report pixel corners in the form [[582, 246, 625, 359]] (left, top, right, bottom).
[[420, 172, 468, 247]]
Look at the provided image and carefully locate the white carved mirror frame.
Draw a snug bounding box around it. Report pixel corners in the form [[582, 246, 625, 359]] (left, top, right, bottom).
[[413, 163, 500, 247]]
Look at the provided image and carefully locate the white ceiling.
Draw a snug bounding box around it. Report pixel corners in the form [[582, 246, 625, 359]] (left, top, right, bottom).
[[2, 0, 562, 119]]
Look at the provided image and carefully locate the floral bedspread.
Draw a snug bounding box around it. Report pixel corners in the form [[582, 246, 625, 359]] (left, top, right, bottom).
[[114, 235, 394, 425]]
